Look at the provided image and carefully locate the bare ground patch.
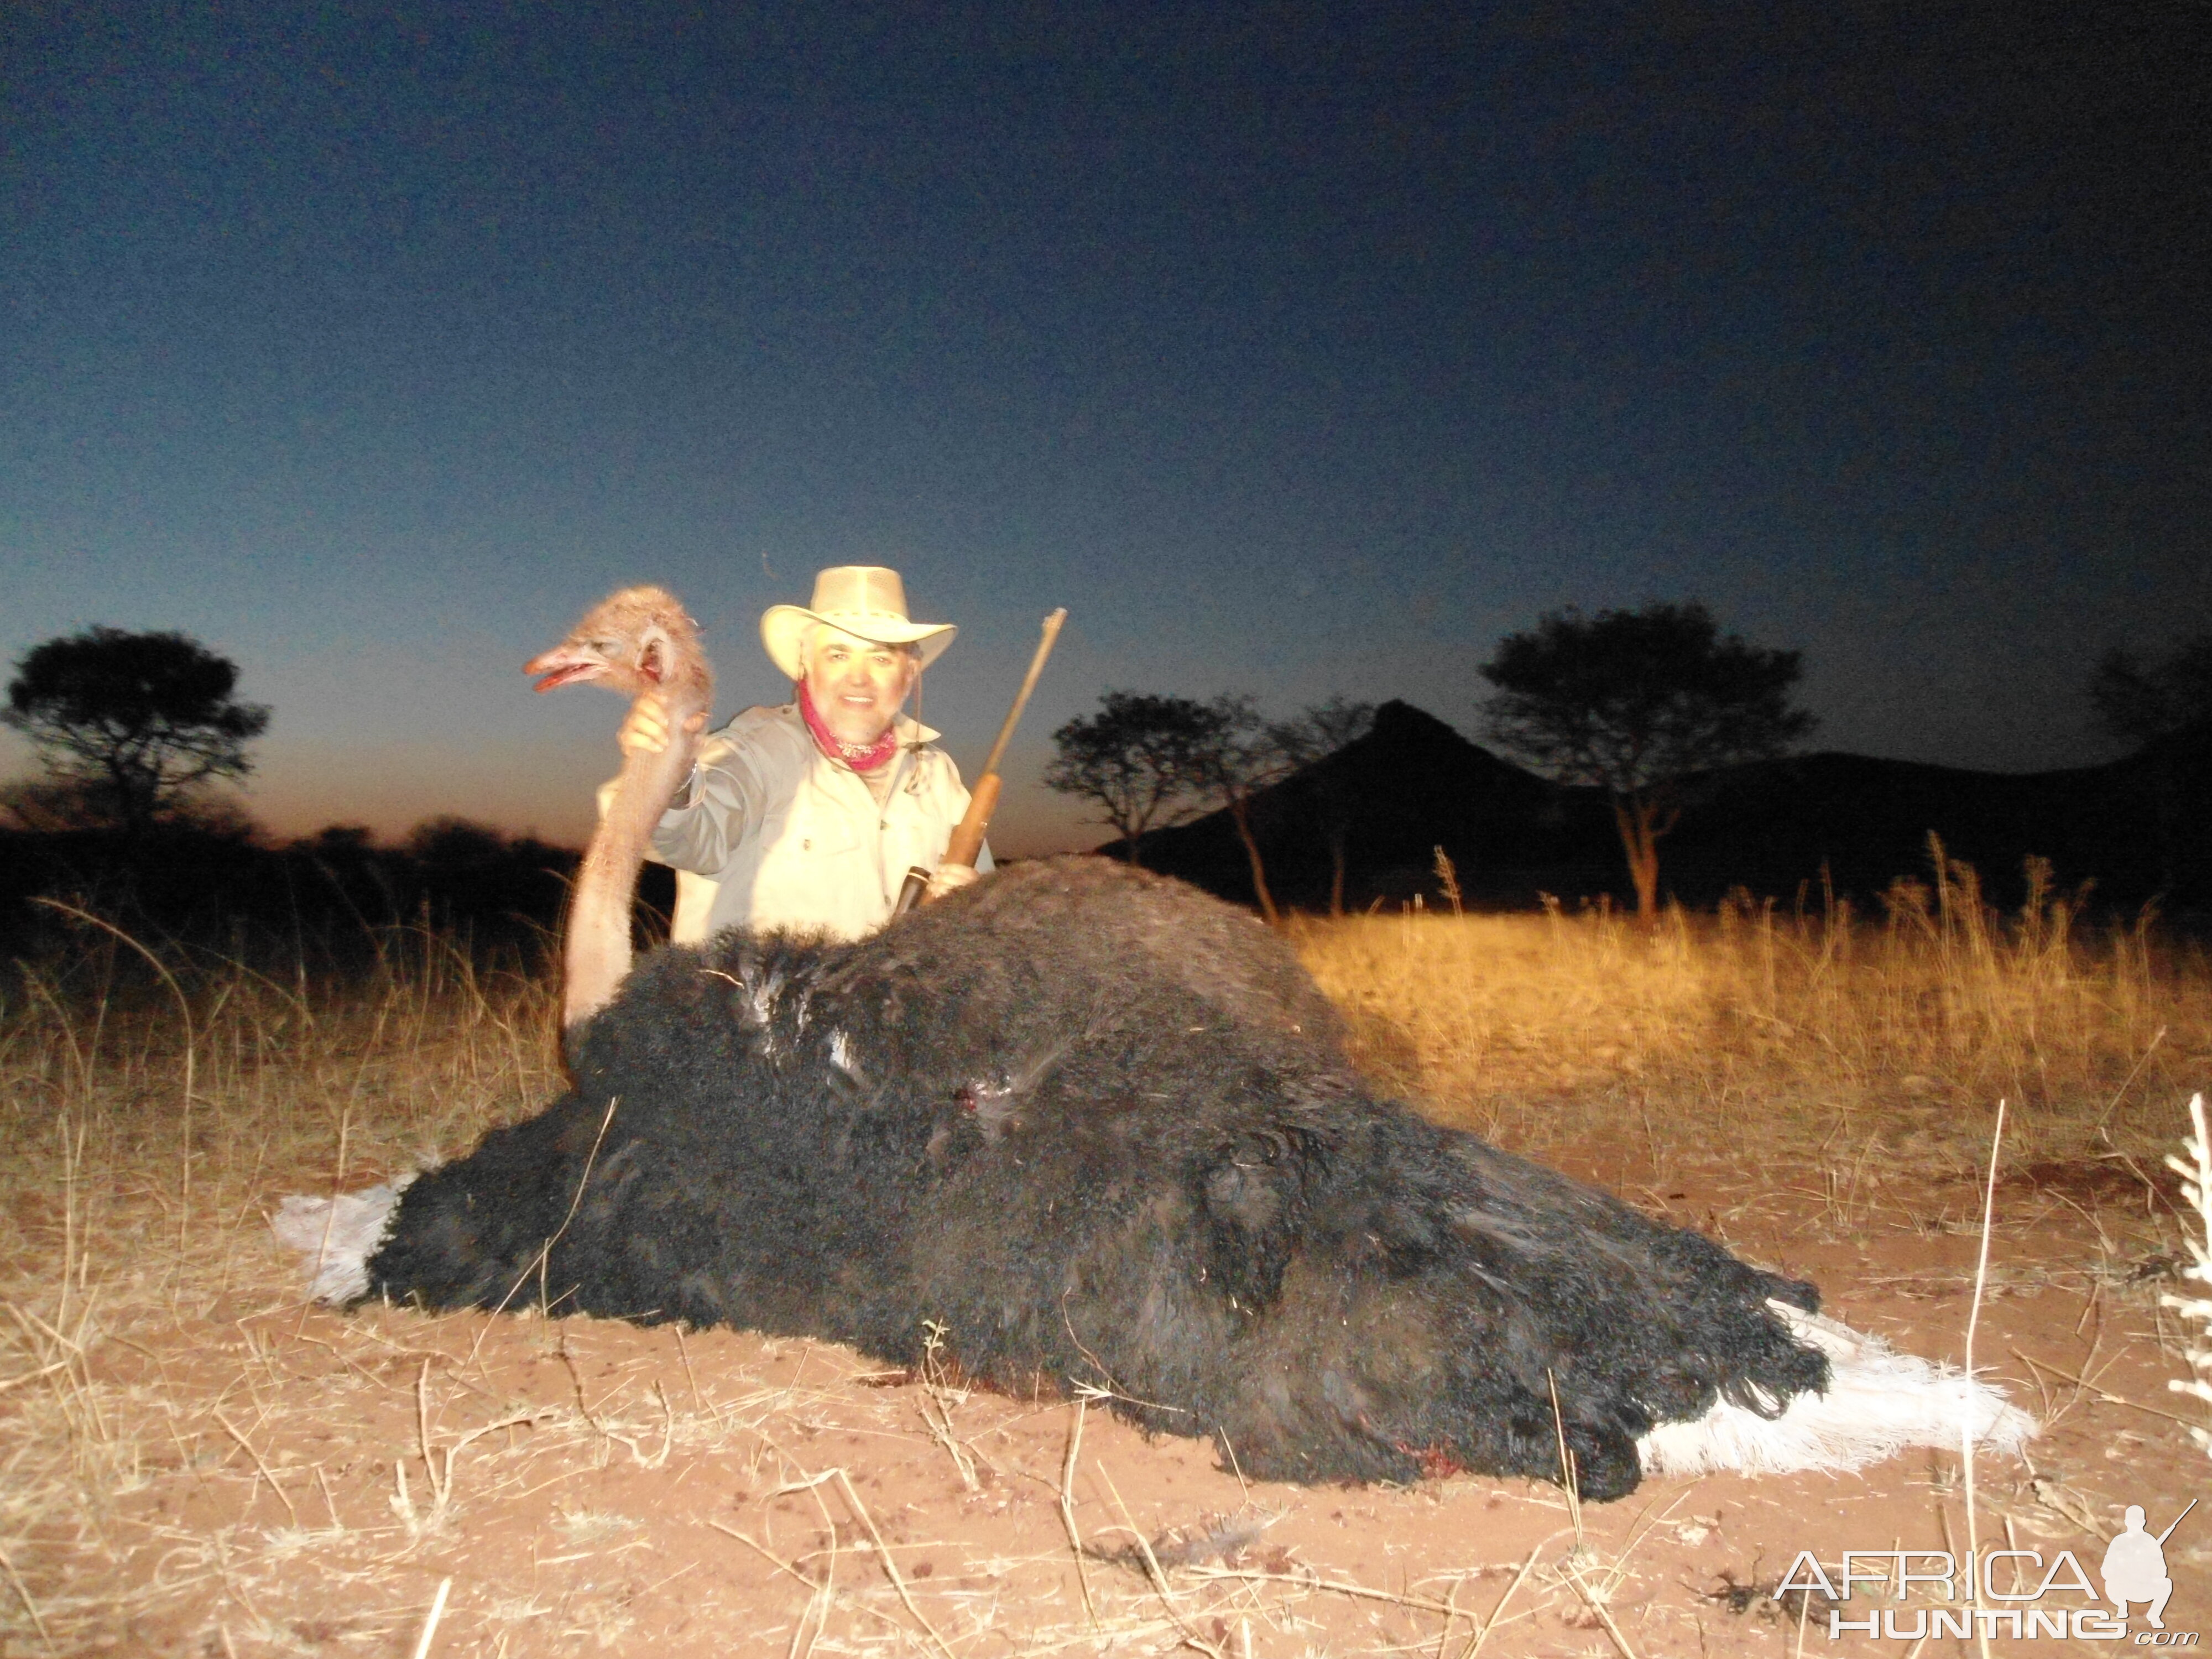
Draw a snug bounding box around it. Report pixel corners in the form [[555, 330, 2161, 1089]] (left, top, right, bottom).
[[6, 1142, 2207, 1657]]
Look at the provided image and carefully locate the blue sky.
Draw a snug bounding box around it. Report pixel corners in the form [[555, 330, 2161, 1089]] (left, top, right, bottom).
[[6, 2, 2205, 854]]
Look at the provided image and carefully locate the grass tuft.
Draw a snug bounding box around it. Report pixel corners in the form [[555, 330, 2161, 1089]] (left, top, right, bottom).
[[2163, 1093, 2212, 1463]]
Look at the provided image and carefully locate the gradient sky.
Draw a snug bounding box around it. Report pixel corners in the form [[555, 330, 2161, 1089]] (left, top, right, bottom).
[[6, 2, 2206, 855]]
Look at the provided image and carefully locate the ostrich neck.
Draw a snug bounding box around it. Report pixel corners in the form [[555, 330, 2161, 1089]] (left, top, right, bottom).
[[564, 688, 707, 1035]]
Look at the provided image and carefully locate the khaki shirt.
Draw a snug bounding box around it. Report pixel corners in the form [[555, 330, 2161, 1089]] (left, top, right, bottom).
[[609, 703, 988, 944]]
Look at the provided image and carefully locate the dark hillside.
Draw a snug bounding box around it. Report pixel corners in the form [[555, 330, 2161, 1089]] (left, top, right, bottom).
[[1118, 702, 2212, 917], [0, 827, 681, 968], [1657, 749, 2182, 905], [1121, 702, 1619, 908]]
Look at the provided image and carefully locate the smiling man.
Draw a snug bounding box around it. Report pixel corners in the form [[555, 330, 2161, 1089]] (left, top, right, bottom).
[[612, 566, 986, 942]]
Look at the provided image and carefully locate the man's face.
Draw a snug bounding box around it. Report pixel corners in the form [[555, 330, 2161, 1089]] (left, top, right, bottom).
[[805, 628, 917, 746]]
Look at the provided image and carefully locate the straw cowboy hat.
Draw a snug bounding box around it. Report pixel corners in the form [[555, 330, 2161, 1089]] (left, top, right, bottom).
[[760, 566, 957, 680]]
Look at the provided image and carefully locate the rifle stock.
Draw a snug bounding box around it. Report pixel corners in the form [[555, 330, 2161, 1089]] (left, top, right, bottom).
[[889, 609, 1063, 917], [943, 773, 1001, 870]]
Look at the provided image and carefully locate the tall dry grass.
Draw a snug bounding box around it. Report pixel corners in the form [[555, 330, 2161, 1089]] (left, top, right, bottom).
[[1291, 848, 2210, 1170], [2167, 1094, 2212, 1466], [1, 919, 561, 1648]]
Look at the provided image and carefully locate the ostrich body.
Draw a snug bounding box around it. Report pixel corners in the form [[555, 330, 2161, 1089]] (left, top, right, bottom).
[[275, 588, 2032, 1499]]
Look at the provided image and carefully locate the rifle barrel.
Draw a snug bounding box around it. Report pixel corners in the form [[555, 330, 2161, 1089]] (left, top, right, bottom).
[[2156, 1497, 2197, 1545], [979, 609, 1067, 781]]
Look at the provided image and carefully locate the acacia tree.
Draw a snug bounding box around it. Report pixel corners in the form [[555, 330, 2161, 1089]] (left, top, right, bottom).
[[1044, 691, 1219, 867], [2089, 633, 2212, 889], [2091, 635, 2212, 745], [1268, 696, 1376, 916], [3, 628, 270, 835], [1187, 694, 1303, 925], [1480, 604, 1814, 917]]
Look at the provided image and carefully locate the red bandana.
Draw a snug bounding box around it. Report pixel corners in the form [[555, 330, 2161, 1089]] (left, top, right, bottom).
[[797, 679, 900, 772]]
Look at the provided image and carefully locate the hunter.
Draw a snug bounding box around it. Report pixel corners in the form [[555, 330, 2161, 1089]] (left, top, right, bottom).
[[611, 565, 986, 941]]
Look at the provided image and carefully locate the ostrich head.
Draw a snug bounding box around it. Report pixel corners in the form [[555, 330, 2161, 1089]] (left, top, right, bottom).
[[529, 585, 717, 1035], [525, 586, 712, 707]]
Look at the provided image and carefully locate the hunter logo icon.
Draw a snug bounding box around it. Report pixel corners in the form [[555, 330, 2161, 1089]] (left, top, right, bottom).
[[2105, 1500, 2194, 1630], [1785, 1495, 2199, 1641]]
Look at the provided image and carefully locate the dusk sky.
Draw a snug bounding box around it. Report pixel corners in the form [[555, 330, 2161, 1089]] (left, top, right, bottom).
[[6, 2, 2206, 855]]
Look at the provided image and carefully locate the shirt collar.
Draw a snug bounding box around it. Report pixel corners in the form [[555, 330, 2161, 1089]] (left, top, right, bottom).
[[781, 702, 940, 749]]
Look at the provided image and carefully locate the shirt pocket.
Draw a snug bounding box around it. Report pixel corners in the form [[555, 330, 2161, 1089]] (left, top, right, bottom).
[[750, 773, 861, 893], [884, 770, 955, 874], [790, 776, 863, 859]]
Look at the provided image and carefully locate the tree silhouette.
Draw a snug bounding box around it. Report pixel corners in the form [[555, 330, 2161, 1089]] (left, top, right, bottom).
[[4, 628, 270, 835], [1045, 691, 1219, 867], [2091, 636, 2212, 745], [1269, 697, 1376, 916], [1187, 694, 1301, 925], [1480, 604, 1814, 917], [2089, 634, 2212, 891]]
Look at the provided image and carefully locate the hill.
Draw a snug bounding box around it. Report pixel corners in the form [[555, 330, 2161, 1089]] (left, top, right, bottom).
[[1113, 701, 2212, 916]]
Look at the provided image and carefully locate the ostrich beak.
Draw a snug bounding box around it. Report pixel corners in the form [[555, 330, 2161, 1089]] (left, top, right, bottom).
[[523, 648, 609, 693], [525, 629, 670, 694]]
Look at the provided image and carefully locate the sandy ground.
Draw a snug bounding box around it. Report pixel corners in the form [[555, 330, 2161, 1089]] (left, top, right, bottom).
[[14, 1140, 2205, 1659]]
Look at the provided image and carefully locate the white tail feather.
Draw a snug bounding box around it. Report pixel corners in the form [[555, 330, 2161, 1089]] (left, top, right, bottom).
[[1637, 1301, 2037, 1478], [270, 1176, 415, 1305]]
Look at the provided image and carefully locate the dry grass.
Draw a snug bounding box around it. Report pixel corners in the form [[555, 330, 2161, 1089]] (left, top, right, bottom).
[[1295, 849, 2211, 1171], [2166, 1094, 2212, 1464], [2, 852, 2209, 1652], [1, 923, 562, 1653]]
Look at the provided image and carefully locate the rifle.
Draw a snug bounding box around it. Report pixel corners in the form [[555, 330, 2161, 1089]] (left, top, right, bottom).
[[892, 608, 1066, 917], [2157, 1498, 2197, 1545]]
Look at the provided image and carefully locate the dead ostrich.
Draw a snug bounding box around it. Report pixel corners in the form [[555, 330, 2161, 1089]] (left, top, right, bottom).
[[275, 586, 2032, 1498]]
